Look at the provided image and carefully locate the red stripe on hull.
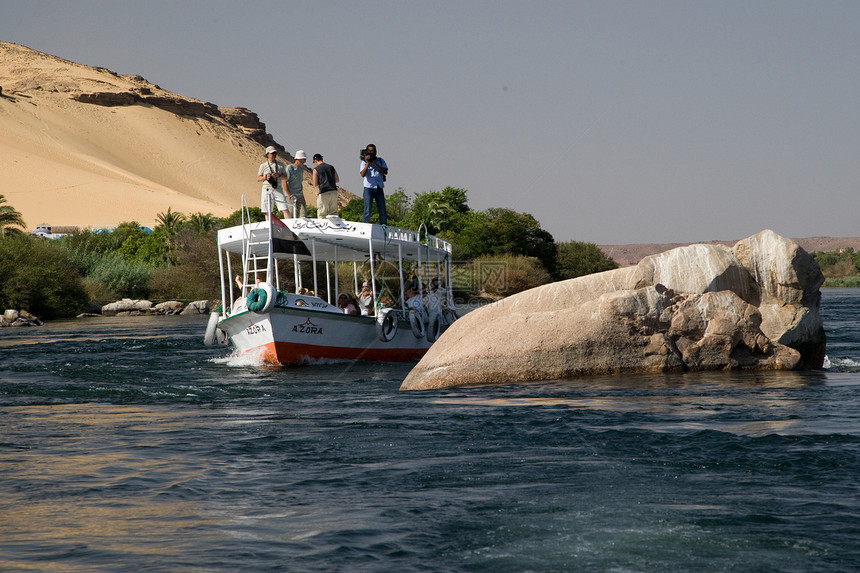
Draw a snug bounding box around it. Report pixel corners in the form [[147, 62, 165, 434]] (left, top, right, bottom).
[[252, 341, 426, 366]]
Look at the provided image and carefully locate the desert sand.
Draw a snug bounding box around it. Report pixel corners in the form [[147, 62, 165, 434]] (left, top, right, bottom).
[[0, 42, 354, 231]]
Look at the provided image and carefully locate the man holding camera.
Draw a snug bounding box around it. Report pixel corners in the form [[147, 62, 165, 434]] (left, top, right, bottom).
[[257, 146, 289, 218], [359, 143, 389, 225]]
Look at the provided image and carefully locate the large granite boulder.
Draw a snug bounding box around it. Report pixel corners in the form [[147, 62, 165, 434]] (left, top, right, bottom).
[[154, 301, 185, 315], [401, 230, 825, 390], [180, 300, 210, 315], [101, 299, 153, 316]]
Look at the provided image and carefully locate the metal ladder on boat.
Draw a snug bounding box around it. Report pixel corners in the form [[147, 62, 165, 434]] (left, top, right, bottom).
[[239, 196, 275, 289]]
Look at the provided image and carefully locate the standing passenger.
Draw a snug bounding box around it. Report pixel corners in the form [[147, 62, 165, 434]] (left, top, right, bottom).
[[358, 281, 374, 316], [285, 150, 308, 218], [312, 153, 340, 218], [360, 143, 389, 225], [257, 146, 288, 219]]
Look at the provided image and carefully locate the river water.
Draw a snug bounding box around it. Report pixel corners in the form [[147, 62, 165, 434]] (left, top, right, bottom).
[[1, 290, 859, 572]]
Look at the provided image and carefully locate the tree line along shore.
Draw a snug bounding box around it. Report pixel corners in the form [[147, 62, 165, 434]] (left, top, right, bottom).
[[0, 189, 617, 322], [3, 190, 855, 325]]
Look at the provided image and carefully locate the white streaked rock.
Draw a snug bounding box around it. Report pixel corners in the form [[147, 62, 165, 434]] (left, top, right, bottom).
[[401, 230, 825, 390]]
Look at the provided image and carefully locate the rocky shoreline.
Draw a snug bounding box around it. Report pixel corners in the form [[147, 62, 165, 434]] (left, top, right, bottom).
[[1, 309, 43, 327], [97, 298, 211, 317], [1, 299, 212, 327]]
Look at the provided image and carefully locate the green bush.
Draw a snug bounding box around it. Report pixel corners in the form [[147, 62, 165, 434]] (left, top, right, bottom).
[[556, 240, 618, 279], [87, 251, 153, 299], [221, 207, 266, 227], [466, 254, 552, 297], [823, 276, 860, 288], [149, 266, 211, 301], [149, 229, 221, 300], [455, 209, 557, 277], [60, 230, 118, 264], [62, 244, 107, 276], [81, 276, 121, 303], [0, 235, 89, 319], [340, 198, 365, 223]]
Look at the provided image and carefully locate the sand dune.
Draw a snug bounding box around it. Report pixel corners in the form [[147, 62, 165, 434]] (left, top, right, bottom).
[[0, 42, 354, 231]]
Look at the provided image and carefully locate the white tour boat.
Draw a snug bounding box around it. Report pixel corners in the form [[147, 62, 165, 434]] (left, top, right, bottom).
[[204, 198, 457, 365]]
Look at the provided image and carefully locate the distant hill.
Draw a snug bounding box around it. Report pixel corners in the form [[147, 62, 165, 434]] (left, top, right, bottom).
[[599, 236, 860, 267], [0, 42, 356, 231]]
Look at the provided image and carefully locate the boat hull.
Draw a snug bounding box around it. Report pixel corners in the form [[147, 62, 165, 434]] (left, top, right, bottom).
[[218, 306, 433, 365]]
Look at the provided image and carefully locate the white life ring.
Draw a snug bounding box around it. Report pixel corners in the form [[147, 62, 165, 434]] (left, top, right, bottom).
[[260, 282, 276, 312], [203, 311, 220, 346], [426, 311, 443, 343], [376, 308, 399, 342], [409, 309, 425, 338]]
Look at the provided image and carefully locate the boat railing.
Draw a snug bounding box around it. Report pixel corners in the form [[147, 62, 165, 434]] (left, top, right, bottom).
[[218, 196, 454, 324], [382, 227, 452, 254], [385, 228, 420, 243]]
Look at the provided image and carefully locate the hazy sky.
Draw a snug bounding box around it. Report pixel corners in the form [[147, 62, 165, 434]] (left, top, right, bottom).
[[3, 1, 859, 244]]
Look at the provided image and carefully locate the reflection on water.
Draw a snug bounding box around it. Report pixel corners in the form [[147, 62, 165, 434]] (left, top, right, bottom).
[[0, 498, 221, 563], [0, 404, 225, 569], [433, 370, 843, 436]]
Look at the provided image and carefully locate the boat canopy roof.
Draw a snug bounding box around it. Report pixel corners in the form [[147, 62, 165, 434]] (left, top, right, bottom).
[[217, 216, 453, 264]]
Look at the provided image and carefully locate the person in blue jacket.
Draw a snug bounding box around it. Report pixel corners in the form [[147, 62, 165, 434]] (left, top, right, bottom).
[[359, 143, 389, 225]]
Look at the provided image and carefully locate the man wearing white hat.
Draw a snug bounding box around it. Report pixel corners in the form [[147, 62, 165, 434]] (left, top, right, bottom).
[[285, 150, 308, 218], [357, 280, 374, 315], [257, 146, 288, 218]]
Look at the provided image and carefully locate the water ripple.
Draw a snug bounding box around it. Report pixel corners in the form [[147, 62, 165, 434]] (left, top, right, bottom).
[[1, 293, 859, 571]]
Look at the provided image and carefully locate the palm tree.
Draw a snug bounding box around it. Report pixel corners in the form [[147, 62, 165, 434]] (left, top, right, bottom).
[[188, 212, 217, 235], [156, 206, 187, 233], [156, 207, 187, 258], [424, 200, 456, 235], [0, 195, 26, 238]]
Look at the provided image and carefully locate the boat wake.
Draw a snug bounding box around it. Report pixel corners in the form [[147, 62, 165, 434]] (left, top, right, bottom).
[[209, 348, 270, 368], [823, 355, 860, 371], [208, 349, 353, 369]]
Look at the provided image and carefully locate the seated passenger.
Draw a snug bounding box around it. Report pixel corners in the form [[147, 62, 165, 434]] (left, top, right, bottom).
[[425, 276, 457, 317], [405, 284, 424, 315], [348, 293, 361, 314], [337, 293, 358, 315], [234, 274, 263, 294]]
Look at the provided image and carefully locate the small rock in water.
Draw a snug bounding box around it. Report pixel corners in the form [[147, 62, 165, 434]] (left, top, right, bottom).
[[1, 309, 43, 327]]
